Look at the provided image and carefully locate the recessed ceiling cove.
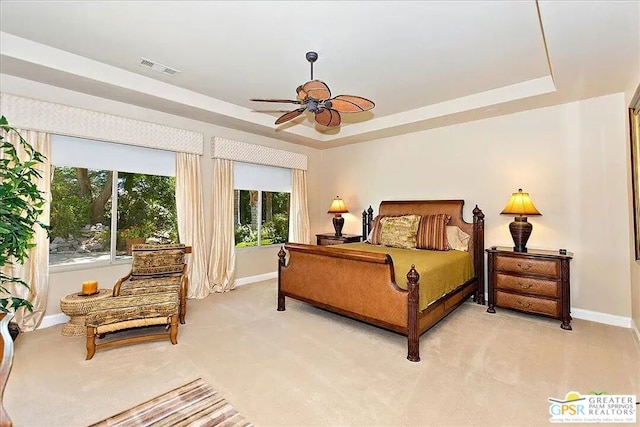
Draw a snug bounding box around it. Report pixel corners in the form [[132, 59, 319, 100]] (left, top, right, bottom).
[[0, 1, 638, 148]]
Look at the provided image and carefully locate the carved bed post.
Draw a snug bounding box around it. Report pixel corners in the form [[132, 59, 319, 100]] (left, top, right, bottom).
[[473, 205, 485, 305], [362, 205, 374, 238], [277, 246, 286, 311], [362, 209, 367, 238], [406, 264, 420, 362]]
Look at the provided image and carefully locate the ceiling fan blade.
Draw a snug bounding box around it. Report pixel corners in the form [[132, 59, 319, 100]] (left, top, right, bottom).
[[251, 98, 302, 104], [314, 108, 341, 127], [301, 80, 331, 101], [329, 95, 375, 113], [275, 108, 306, 125]]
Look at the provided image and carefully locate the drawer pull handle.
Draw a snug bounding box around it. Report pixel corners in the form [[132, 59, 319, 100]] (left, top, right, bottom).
[[518, 282, 533, 289], [517, 262, 533, 271], [516, 300, 532, 309]]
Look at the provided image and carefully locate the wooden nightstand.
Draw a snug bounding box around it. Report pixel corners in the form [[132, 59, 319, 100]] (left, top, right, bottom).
[[486, 246, 573, 330], [316, 233, 362, 246]]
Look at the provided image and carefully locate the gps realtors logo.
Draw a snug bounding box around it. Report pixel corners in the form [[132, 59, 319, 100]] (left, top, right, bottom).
[[548, 391, 637, 423]]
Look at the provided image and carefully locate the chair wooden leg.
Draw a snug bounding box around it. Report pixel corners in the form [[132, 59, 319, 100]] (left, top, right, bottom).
[[86, 327, 96, 360], [169, 316, 178, 345], [179, 298, 186, 324]]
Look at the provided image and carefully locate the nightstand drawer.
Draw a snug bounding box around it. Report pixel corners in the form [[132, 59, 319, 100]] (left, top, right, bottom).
[[496, 291, 559, 317], [316, 234, 362, 246], [495, 256, 559, 277], [318, 238, 343, 246], [495, 273, 560, 298]]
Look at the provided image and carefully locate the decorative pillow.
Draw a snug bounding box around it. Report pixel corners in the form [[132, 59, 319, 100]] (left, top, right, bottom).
[[446, 225, 470, 252], [130, 244, 186, 280], [378, 215, 420, 249], [416, 214, 451, 251]]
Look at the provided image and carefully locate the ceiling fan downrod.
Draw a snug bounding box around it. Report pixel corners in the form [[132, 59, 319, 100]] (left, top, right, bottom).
[[306, 51, 318, 80]]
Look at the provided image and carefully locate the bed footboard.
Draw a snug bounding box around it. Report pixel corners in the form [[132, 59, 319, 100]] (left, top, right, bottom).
[[278, 244, 411, 330], [278, 244, 422, 361]]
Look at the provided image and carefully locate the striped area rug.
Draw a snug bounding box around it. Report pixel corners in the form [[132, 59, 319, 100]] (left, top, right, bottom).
[[90, 378, 252, 427]]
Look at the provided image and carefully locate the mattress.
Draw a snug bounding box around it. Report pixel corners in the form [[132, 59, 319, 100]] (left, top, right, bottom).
[[335, 242, 474, 310]]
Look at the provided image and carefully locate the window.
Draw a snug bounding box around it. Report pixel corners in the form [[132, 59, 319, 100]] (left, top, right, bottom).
[[49, 135, 177, 267], [233, 162, 291, 248]]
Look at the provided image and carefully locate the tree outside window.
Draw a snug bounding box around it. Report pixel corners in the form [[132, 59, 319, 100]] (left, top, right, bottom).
[[234, 190, 289, 247], [49, 166, 177, 266]]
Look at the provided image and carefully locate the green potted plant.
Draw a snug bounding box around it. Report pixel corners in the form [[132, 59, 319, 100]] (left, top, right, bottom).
[[0, 115, 47, 313], [0, 115, 48, 425]]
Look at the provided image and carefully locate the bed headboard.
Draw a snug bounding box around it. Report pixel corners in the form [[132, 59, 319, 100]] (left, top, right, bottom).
[[362, 200, 485, 297]]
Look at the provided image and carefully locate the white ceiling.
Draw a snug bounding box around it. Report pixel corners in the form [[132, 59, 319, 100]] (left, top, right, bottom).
[[0, 1, 638, 149]]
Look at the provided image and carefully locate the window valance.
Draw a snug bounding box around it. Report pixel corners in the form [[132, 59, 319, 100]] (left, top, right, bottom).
[[211, 136, 307, 171], [0, 94, 204, 155]]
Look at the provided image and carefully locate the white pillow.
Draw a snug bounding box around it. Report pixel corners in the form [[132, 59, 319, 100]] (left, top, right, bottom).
[[446, 226, 470, 252], [366, 228, 374, 243]]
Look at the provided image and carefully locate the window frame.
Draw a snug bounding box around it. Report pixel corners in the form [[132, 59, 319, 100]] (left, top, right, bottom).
[[233, 189, 290, 250], [49, 168, 177, 271]]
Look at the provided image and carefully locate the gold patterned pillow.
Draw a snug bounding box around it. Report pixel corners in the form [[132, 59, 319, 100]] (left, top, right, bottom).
[[378, 215, 420, 249], [416, 214, 451, 251], [130, 244, 186, 280]]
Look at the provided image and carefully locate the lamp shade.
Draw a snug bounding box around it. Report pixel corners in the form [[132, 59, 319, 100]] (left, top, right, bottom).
[[500, 189, 541, 216], [327, 197, 349, 214]]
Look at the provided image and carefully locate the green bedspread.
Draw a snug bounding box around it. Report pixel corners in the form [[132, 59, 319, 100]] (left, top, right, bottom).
[[336, 243, 474, 310]]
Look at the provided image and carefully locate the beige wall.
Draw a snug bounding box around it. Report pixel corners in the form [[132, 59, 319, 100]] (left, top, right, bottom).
[[0, 74, 322, 316], [625, 0, 640, 333], [320, 93, 633, 317], [626, 81, 640, 333], [2, 73, 636, 321]]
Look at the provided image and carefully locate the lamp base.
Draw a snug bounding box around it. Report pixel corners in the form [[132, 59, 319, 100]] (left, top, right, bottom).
[[332, 215, 344, 237], [509, 216, 532, 253]]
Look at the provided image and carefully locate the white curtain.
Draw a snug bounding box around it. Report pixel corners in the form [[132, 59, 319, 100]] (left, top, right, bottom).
[[289, 169, 311, 244], [1, 129, 51, 331], [175, 153, 211, 299], [209, 158, 236, 292]]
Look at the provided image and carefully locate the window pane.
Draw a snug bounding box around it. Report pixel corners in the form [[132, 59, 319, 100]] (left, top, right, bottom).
[[115, 172, 178, 258], [234, 190, 258, 247], [261, 191, 290, 245], [49, 167, 112, 266]]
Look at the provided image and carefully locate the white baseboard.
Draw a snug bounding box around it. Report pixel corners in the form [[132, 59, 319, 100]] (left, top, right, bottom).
[[571, 308, 632, 328], [37, 281, 635, 333], [234, 271, 277, 287], [38, 313, 69, 330]]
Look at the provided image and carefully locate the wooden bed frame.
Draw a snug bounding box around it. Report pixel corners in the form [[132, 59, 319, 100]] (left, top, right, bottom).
[[277, 200, 485, 362]]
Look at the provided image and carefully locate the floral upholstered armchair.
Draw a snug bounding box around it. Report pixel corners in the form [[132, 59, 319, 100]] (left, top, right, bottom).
[[113, 243, 189, 323]]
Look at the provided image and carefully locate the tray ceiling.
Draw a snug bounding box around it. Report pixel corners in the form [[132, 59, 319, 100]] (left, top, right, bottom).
[[0, 1, 638, 148]]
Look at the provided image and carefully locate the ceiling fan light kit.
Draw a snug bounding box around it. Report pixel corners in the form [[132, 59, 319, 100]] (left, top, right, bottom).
[[251, 51, 375, 129]]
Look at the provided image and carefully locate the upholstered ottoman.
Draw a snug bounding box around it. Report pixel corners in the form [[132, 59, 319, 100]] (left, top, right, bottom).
[[117, 275, 187, 324], [85, 292, 179, 360]]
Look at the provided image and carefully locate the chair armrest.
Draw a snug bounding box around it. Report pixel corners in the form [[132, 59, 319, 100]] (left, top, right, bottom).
[[112, 272, 132, 296]]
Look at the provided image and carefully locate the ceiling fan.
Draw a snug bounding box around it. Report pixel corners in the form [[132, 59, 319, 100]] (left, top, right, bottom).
[[250, 51, 375, 128]]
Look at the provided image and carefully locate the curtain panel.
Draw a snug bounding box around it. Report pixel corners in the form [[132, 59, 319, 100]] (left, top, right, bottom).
[[289, 169, 311, 244], [209, 158, 236, 292], [1, 129, 51, 331], [175, 153, 211, 299]]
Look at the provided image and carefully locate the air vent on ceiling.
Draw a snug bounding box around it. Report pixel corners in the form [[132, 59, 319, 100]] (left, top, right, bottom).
[[139, 57, 180, 76]]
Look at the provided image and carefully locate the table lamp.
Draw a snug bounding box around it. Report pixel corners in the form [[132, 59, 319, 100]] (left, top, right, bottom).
[[500, 188, 541, 252], [327, 196, 349, 236]]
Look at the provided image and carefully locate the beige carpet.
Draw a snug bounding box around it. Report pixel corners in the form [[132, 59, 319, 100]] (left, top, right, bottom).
[[4, 280, 640, 426]]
